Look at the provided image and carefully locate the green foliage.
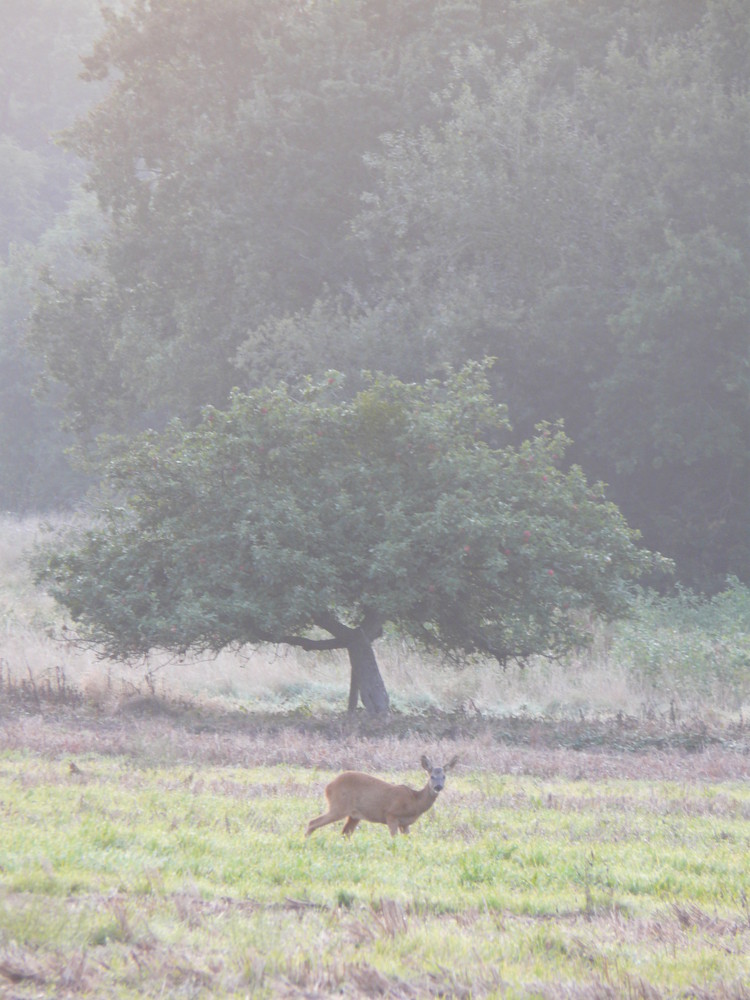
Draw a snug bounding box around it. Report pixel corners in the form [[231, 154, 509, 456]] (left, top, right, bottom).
[[0, 0, 105, 253], [581, 25, 750, 588], [347, 8, 750, 588], [0, 0, 107, 510], [0, 182, 109, 509], [612, 579, 750, 709], [36, 0, 501, 425], [35, 366, 659, 681], [18, 0, 750, 588], [0, 249, 86, 511]]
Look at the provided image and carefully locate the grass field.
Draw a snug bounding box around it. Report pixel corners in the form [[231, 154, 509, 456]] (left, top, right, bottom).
[[1, 515, 750, 997], [0, 724, 749, 999]]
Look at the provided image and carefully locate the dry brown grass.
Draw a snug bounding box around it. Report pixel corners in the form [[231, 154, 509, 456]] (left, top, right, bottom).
[[1, 695, 748, 783]]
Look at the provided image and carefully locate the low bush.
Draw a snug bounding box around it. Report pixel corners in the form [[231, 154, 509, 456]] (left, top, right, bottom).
[[611, 579, 750, 710]]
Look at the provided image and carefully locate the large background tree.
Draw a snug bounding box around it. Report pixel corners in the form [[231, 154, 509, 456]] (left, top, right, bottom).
[[24, 0, 750, 590], [335, 5, 750, 589], [36, 367, 660, 713], [32, 0, 491, 428]]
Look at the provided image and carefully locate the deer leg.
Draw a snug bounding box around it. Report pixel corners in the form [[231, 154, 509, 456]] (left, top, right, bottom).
[[305, 809, 345, 837], [341, 817, 361, 836], [398, 823, 410, 834], [386, 816, 400, 837]]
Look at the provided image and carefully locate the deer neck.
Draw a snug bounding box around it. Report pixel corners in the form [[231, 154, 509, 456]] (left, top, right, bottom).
[[415, 781, 439, 812]]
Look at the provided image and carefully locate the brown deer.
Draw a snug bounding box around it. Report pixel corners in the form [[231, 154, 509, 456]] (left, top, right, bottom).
[[305, 755, 459, 838]]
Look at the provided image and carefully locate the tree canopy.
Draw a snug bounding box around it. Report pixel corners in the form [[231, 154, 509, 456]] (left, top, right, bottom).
[[20, 0, 749, 590], [35, 366, 661, 712]]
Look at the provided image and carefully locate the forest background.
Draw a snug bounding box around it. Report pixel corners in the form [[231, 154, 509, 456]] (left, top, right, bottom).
[[1, 0, 749, 596]]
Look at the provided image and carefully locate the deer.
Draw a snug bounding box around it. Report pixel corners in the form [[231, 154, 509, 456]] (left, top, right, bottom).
[[305, 755, 459, 838]]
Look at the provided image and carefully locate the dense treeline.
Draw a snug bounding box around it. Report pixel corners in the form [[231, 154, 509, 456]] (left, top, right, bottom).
[[4, 0, 750, 590], [0, 0, 107, 509]]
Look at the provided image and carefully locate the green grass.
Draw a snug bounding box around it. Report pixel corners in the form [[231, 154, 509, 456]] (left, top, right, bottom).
[[1, 753, 748, 998]]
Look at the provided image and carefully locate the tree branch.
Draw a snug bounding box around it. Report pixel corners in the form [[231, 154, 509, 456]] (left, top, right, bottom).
[[314, 612, 352, 641], [360, 606, 385, 642], [276, 633, 346, 652], [260, 629, 346, 653]]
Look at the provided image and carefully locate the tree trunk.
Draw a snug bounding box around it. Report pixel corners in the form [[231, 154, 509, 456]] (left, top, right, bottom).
[[313, 611, 389, 715], [346, 628, 390, 715]]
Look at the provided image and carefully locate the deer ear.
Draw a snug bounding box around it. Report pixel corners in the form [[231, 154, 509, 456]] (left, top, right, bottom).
[[446, 756, 459, 771], [420, 755, 432, 772]]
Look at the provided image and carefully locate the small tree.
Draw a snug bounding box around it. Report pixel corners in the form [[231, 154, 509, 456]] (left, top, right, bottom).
[[37, 365, 661, 713]]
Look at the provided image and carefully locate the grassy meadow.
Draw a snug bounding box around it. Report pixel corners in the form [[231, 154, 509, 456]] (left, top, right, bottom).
[[1, 515, 750, 998], [0, 752, 748, 998]]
